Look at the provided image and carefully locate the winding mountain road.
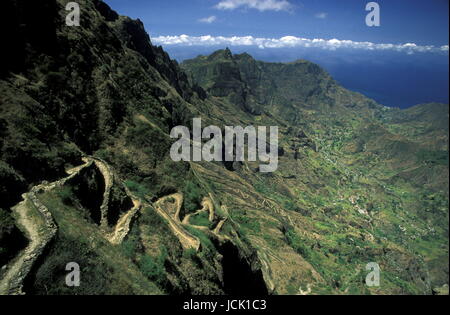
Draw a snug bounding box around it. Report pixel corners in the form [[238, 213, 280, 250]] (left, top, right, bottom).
[[0, 157, 141, 294], [0, 194, 44, 295], [1, 155, 232, 295], [154, 194, 201, 251], [0, 158, 92, 295], [107, 198, 141, 245]]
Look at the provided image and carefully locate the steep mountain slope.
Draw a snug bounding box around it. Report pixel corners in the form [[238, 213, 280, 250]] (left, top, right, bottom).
[[0, 0, 448, 295], [182, 50, 449, 294], [380, 102, 449, 150]]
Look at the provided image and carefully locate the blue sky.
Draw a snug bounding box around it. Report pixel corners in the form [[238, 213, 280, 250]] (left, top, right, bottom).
[[104, 0, 448, 46], [103, 0, 449, 108]]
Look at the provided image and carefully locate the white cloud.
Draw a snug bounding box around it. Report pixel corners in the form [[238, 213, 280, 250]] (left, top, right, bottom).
[[215, 0, 293, 12], [152, 34, 449, 54], [198, 16, 217, 24], [315, 12, 327, 19]]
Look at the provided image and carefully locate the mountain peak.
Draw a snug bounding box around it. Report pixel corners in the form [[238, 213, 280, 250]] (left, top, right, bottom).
[[208, 48, 234, 61]]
